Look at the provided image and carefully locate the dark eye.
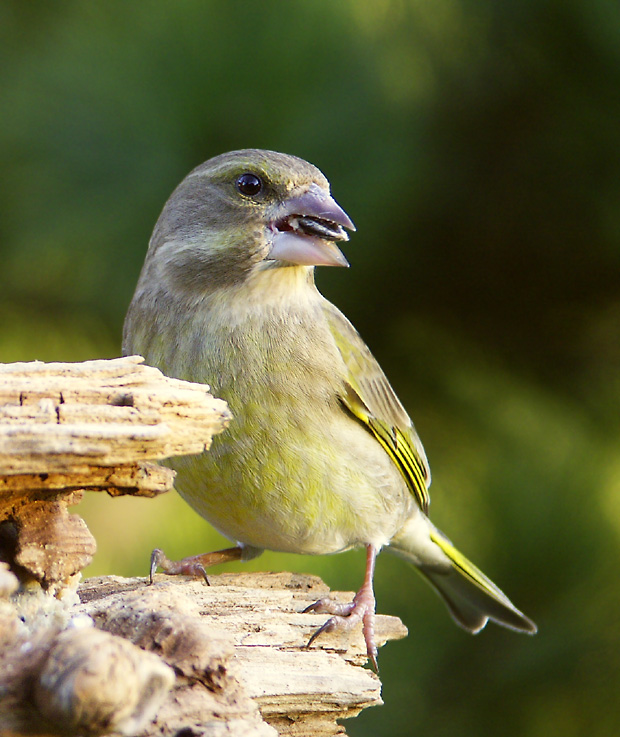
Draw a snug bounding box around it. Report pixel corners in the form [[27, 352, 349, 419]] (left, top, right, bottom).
[[236, 172, 263, 197]]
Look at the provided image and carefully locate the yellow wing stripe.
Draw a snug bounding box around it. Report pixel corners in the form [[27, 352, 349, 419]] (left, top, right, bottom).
[[396, 426, 429, 485], [369, 419, 430, 514], [340, 386, 430, 513]]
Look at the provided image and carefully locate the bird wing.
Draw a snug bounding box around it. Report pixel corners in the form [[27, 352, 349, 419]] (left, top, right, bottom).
[[323, 302, 431, 514]]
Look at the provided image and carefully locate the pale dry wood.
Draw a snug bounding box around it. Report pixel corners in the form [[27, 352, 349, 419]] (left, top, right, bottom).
[[0, 356, 230, 587], [77, 571, 408, 737], [0, 609, 176, 736], [35, 626, 175, 735], [0, 355, 231, 475], [0, 571, 407, 736]]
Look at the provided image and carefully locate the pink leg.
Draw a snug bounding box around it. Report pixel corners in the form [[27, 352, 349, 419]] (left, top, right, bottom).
[[304, 544, 379, 671], [150, 546, 244, 585]]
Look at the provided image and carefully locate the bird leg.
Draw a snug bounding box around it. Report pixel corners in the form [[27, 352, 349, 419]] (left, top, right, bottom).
[[150, 546, 244, 585], [304, 544, 379, 671]]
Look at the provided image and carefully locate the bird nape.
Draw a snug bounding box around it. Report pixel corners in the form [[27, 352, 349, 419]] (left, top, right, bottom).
[[123, 148, 537, 671]]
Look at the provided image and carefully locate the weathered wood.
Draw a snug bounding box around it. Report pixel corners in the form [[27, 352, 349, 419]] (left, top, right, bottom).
[[0, 462, 175, 498], [77, 572, 408, 737], [0, 571, 176, 737], [0, 356, 231, 475], [12, 493, 96, 585], [0, 356, 230, 588], [0, 358, 409, 735], [0, 570, 407, 737]]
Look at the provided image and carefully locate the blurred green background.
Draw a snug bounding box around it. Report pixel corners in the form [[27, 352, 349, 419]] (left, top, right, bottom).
[[2, 1, 620, 734]]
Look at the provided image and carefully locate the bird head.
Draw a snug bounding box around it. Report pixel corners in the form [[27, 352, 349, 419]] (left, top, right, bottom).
[[147, 149, 355, 293]]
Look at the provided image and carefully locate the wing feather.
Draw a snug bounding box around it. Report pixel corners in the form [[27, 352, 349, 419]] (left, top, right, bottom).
[[323, 302, 431, 513]]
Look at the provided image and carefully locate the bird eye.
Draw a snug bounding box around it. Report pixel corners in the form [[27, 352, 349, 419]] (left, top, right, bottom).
[[236, 172, 263, 197]]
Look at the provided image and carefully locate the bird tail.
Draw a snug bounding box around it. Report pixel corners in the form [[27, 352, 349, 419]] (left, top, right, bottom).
[[388, 515, 537, 634]]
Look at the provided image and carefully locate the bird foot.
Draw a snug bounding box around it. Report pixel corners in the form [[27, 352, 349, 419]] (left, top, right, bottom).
[[304, 584, 379, 671], [149, 546, 244, 585]]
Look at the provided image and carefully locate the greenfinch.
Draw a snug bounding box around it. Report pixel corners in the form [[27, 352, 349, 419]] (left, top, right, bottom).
[[123, 149, 536, 668]]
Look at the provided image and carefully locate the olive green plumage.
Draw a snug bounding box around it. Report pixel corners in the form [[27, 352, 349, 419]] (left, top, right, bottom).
[[124, 149, 536, 637]]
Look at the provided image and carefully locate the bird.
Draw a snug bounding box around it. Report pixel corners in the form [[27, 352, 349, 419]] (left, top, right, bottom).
[[123, 148, 536, 669]]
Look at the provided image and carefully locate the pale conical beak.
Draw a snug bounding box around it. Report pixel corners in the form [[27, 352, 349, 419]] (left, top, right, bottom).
[[267, 183, 355, 267]]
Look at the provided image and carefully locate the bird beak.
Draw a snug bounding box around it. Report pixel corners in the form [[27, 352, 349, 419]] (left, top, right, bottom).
[[267, 183, 356, 268]]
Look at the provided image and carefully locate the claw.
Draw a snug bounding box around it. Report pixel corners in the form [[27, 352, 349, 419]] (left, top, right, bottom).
[[196, 564, 210, 586], [368, 647, 379, 674], [150, 548, 163, 584], [306, 617, 338, 649], [302, 600, 322, 615]]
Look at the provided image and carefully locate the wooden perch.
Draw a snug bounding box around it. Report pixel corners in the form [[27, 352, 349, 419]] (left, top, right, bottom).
[[0, 354, 230, 474], [0, 570, 406, 736], [0, 356, 230, 589], [0, 357, 408, 736]]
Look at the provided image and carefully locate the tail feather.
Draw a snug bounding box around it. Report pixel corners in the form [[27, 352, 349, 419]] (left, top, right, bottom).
[[389, 517, 537, 634]]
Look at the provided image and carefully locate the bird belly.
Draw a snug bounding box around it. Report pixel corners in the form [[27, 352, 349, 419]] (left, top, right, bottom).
[[170, 406, 412, 556]]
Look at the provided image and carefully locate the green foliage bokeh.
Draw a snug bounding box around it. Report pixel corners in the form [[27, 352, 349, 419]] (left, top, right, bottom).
[[2, 1, 620, 734]]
